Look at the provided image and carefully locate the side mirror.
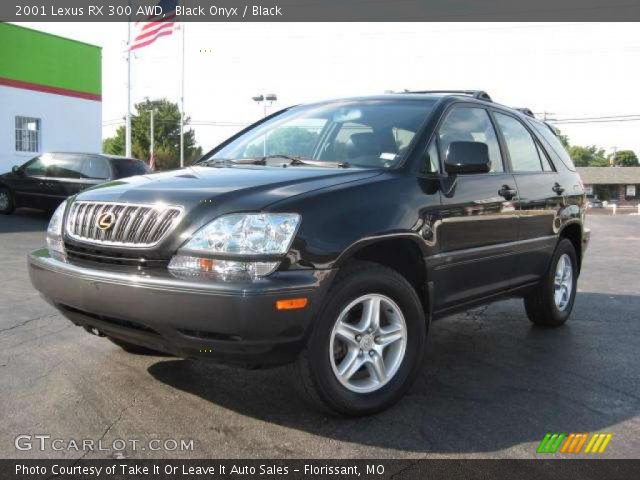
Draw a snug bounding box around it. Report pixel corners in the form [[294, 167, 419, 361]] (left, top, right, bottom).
[[12, 165, 21, 174], [444, 141, 491, 174]]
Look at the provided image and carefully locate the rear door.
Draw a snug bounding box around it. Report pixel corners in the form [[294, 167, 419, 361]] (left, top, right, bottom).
[[492, 111, 562, 286], [433, 105, 519, 310], [44, 154, 87, 209]]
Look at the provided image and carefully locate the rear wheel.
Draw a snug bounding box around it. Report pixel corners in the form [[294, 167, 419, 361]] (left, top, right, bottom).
[[0, 188, 15, 215], [524, 238, 578, 327], [292, 262, 426, 416]]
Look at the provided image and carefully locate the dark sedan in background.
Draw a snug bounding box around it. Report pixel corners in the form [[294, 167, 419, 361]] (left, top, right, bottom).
[[0, 152, 150, 214]]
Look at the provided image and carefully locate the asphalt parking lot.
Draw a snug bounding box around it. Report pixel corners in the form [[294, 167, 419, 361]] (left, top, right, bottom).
[[1, 211, 639, 459]]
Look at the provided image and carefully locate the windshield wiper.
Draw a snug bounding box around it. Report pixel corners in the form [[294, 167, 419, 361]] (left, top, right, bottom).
[[200, 155, 349, 168], [262, 155, 350, 168], [199, 157, 263, 166]]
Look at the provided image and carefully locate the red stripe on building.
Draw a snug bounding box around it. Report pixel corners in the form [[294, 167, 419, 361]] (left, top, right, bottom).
[[0, 77, 101, 102]]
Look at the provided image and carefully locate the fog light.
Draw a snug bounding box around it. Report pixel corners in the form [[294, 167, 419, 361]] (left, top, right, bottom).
[[46, 236, 65, 257], [168, 255, 279, 279]]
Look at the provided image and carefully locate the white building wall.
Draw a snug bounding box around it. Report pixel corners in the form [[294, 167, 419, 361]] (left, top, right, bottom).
[[0, 85, 101, 173]]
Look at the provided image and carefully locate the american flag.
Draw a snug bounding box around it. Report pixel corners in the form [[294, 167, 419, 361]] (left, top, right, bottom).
[[130, 0, 179, 51]]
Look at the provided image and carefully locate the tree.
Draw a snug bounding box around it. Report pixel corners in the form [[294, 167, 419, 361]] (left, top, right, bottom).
[[610, 150, 639, 167], [102, 98, 202, 170], [569, 145, 608, 167]]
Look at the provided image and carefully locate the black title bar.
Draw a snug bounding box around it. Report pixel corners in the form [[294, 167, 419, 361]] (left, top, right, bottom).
[[4, 0, 640, 22], [4, 459, 640, 480]]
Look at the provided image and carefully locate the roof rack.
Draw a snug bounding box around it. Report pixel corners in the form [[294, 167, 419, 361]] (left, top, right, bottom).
[[515, 108, 535, 118], [401, 90, 493, 102]]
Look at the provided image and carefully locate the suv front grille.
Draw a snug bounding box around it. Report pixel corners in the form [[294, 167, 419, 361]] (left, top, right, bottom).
[[65, 201, 183, 247]]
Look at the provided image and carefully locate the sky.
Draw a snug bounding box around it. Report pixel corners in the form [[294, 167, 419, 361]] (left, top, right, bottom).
[[16, 22, 640, 155]]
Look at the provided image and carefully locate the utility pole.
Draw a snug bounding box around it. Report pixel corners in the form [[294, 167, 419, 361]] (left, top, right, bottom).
[[610, 146, 617, 166], [179, 24, 185, 168]]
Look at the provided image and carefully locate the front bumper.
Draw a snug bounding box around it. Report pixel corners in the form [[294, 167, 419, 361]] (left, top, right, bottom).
[[28, 249, 335, 366]]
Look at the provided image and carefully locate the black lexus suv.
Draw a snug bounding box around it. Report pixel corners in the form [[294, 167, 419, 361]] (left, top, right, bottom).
[[28, 91, 589, 415]]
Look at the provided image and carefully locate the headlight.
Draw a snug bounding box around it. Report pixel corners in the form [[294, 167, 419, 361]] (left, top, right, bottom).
[[46, 200, 67, 259], [168, 213, 300, 280], [180, 213, 300, 255]]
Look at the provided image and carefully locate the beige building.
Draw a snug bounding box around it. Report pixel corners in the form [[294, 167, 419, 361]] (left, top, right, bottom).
[[577, 167, 640, 205]]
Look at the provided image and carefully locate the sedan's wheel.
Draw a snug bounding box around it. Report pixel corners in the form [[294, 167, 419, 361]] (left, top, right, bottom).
[[330, 294, 407, 394], [0, 188, 15, 215], [524, 238, 578, 327], [292, 262, 426, 416]]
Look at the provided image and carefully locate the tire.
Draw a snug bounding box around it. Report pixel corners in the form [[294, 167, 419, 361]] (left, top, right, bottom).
[[0, 187, 15, 215], [108, 336, 166, 355], [292, 261, 427, 416], [524, 238, 578, 327]]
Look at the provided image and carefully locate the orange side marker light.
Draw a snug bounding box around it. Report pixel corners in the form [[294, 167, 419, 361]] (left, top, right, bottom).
[[276, 298, 308, 310]]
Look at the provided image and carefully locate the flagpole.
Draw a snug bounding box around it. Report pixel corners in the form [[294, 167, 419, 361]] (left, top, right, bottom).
[[178, 22, 185, 169], [150, 108, 155, 170], [125, 10, 132, 158]]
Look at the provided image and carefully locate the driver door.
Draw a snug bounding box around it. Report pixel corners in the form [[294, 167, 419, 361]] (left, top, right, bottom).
[[432, 105, 519, 310], [11, 156, 50, 210]]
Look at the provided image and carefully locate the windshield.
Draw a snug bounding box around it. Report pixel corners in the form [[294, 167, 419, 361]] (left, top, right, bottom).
[[204, 99, 437, 168]]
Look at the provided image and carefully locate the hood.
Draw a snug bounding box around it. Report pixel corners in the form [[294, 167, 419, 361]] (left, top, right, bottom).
[[75, 165, 382, 211]]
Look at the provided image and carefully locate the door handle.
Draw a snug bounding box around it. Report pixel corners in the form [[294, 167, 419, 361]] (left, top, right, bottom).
[[498, 185, 517, 200], [552, 182, 565, 195]]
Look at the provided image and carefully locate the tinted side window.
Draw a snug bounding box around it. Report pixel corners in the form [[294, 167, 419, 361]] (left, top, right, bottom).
[[527, 118, 576, 171], [494, 113, 542, 172], [111, 159, 150, 178], [81, 157, 111, 179], [438, 107, 503, 173], [23, 156, 47, 176], [47, 154, 84, 179]]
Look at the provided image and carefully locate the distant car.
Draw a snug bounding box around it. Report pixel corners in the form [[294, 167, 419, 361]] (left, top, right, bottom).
[[587, 198, 603, 208], [0, 153, 150, 214]]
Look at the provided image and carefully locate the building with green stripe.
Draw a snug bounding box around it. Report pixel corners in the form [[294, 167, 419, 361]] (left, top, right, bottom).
[[0, 23, 102, 172]]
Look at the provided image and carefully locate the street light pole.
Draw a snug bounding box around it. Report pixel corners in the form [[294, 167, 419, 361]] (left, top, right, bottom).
[[252, 94, 277, 156]]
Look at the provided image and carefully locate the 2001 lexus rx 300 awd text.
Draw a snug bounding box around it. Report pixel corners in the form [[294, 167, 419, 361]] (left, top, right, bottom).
[[28, 91, 589, 415]]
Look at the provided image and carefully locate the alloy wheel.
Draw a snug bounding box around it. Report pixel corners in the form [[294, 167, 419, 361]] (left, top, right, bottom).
[[554, 253, 573, 311], [329, 294, 407, 394]]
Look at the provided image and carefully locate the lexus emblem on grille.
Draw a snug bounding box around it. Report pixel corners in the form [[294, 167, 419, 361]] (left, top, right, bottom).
[[97, 212, 116, 231]]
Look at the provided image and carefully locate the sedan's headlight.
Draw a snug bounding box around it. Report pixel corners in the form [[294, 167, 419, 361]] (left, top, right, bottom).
[[46, 200, 67, 259], [169, 213, 300, 279]]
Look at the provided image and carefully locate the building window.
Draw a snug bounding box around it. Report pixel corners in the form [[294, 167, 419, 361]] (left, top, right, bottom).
[[15, 116, 41, 152]]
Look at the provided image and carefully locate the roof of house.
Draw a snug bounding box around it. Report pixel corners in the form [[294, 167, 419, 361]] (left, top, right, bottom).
[[577, 167, 640, 185]]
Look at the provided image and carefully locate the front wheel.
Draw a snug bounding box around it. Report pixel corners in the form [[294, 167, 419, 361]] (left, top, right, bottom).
[[292, 262, 426, 416], [524, 238, 578, 327], [0, 188, 15, 215]]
